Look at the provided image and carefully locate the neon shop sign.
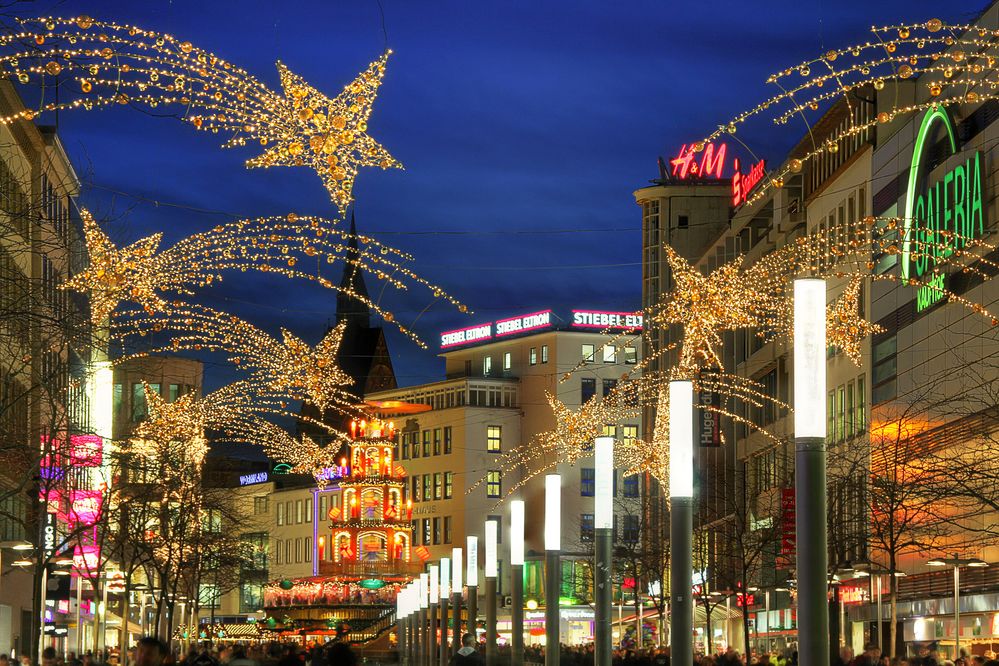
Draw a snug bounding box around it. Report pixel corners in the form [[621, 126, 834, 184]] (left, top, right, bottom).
[[902, 107, 985, 312], [669, 142, 766, 207]]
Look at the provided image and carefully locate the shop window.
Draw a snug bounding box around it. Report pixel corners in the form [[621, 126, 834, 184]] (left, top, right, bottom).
[[486, 471, 501, 498]]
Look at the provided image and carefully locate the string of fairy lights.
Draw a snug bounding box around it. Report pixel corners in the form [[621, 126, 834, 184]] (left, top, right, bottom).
[[0, 16, 401, 212]]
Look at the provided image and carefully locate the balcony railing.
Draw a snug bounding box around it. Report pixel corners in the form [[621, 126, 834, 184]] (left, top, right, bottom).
[[317, 559, 426, 578]]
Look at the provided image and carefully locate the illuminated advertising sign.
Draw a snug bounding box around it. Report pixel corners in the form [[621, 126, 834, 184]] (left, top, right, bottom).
[[670, 142, 728, 180], [732, 158, 766, 206], [73, 544, 100, 572], [69, 434, 103, 467], [495, 310, 551, 337], [42, 510, 56, 558], [239, 472, 269, 486], [68, 490, 102, 526], [902, 107, 985, 312], [440, 323, 492, 349], [571, 311, 643, 330]]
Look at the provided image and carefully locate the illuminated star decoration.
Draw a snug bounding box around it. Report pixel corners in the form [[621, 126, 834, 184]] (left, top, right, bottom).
[[826, 277, 884, 364], [62, 211, 468, 345], [114, 304, 359, 414], [0, 17, 402, 212]]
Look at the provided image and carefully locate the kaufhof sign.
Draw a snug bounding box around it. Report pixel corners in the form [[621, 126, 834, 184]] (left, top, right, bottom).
[[439, 308, 642, 349], [902, 107, 985, 312]]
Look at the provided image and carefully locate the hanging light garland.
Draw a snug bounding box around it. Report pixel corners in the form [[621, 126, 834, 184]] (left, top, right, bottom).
[[0, 17, 401, 212]]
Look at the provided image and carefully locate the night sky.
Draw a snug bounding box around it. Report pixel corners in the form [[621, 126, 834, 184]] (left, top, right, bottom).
[[15, 0, 986, 390]]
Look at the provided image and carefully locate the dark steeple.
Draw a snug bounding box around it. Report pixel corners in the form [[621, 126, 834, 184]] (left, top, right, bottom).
[[337, 210, 371, 329]]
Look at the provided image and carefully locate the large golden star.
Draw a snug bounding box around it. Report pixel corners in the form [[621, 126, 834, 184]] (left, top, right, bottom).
[[827, 277, 884, 365], [62, 210, 166, 324], [271, 323, 354, 412], [246, 52, 403, 213]]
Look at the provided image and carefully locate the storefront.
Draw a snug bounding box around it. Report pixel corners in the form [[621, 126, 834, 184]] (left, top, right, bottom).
[[521, 607, 595, 646]]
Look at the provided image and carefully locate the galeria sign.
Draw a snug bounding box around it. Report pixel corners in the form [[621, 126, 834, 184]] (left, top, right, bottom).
[[902, 107, 985, 312]]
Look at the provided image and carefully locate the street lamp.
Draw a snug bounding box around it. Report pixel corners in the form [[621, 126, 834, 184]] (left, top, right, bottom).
[[793, 278, 829, 666], [927, 555, 988, 659], [440, 558, 451, 666], [451, 547, 463, 658], [467, 536, 479, 640], [594, 437, 614, 666], [669, 380, 693, 666], [419, 573, 429, 666], [510, 501, 525, 666], [485, 520, 499, 666], [854, 564, 906, 653], [429, 564, 440, 666], [544, 474, 561, 666]]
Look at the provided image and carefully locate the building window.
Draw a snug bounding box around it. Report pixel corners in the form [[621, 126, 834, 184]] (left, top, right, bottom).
[[423, 475, 432, 501], [678, 215, 689, 229], [306, 537, 312, 563], [433, 518, 441, 545], [837, 385, 846, 443], [486, 471, 502, 498], [503, 352, 512, 371], [401, 433, 409, 460], [856, 375, 867, 432], [621, 425, 638, 444], [847, 381, 855, 438], [623, 515, 640, 543], [305, 498, 313, 523], [624, 347, 637, 364], [254, 497, 269, 515], [274, 539, 282, 565], [582, 343, 595, 363], [423, 430, 431, 457], [295, 500, 303, 524], [541, 345, 549, 363], [434, 428, 442, 455], [412, 434, 420, 459], [602, 379, 617, 397], [623, 475, 639, 498], [581, 514, 594, 542], [872, 336, 897, 404], [602, 345, 616, 363], [444, 426, 452, 454], [581, 378, 596, 403], [276, 503, 285, 526], [444, 472, 453, 499], [412, 476, 420, 502], [487, 426, 502, 452], [131, 383, 147, 422], [422, 519, 431, 546], [580, 468, 595, 497], [319, 495, 327, 519], [483, 356, 492, 375], [434, 473, 443, 500], [530, 348, 537, 365], [444, 516, 452, 544], [285, 540, 292, 564], [168, 384, 180, 402]]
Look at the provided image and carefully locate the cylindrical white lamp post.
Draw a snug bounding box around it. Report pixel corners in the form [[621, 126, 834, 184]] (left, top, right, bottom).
[[429, 564, 440, 666], [485, 519, 499, 665], [467, 536, 479, 641], [398, 585, 408, 665], [511, 500, 525, 666], [420, 573, 430, 666], [545, 473, 561, 666], [669, 380, 694, 666], [451, 547, 463, 657], [594, 436, 614, 666], [793, 278, 829, 666], [440, 558, 451, 666]]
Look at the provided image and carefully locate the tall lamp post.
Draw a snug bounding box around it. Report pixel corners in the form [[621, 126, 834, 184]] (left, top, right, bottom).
[[420, 573, 430, 666], [485, 519, 499, 666], [927, 555, 988, 659], [855, 564, 906, 654], [398, 584, 408, 666], [467, 536, 479, 641], [440, 558, 451, 666], [793, 278, 829, 666], [510, 500, 525, 666], [594, 437, 614, 666], [545, 474, 562, 666], [669, 380, 694, 666], [451, 547, 463, 657], [429, 565, 440, 666]]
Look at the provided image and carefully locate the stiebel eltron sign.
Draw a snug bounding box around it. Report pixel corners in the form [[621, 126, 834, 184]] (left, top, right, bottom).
[[902, 107, 985, 312]]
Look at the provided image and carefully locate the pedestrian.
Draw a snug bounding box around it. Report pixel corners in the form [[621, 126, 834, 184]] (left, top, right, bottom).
[[451, 633, 483, 666], [134, 638, 168, 666]]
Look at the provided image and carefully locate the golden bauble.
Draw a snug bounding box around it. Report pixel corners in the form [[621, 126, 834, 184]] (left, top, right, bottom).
[[309, 136, 325, 152], [332, 115, 347, 130], [288, 142, 304, 156], [873, 79, 885, 90], [966, 91, 980, 102], [800, 66, 810, 77], [927, 18, 943, 32], [789, 158, 802, 173], [898, 27, 910, 39], [897, 65, 913, 78], [825, 50, 837, 61], [298, 107, 314, 122], [100, 47, 113, 59], [77, 15, 94, 29], [45, 61, 62, 76], [34, 35, 45, 45], [877, 111, 890, 123], [180, 41, 193, 54]]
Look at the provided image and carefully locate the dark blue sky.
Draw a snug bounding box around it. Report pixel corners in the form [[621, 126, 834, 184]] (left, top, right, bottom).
[[24, 0, 985, 389]]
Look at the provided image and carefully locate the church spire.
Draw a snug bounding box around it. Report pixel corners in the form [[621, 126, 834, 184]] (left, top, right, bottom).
[[337, 210, 371, 328]]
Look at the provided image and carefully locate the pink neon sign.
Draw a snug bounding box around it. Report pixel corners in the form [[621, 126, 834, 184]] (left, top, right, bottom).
[[494, 310, 552, 337]]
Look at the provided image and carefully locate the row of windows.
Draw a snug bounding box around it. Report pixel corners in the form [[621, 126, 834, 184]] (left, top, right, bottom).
[[826, 375, 867, 444], [580, 514, 640, 543], [581, 344, 637, 365], [400, 427, 453, 459], [276, 498, 314, 526], [411, 516, 453, 546], [410, 472, 454, 502], [112, 382, 196, 423], [579, 468, 640, 497], [482, 343, 639, 376], [581, 378, 618, 403], [273, 536, 313, 565]]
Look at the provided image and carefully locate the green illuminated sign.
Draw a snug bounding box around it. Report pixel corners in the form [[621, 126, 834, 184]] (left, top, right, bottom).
[[359, 578, 386, 589], [902, 107, 984, 311]]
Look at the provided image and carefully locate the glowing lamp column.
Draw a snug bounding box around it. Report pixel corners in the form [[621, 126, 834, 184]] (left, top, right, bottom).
[[485, 520, 499, 665], [439, 558, 451, 666], [594, 437, 614, 666], [466, 536, 479, 640], [419, 574, 429, 666], [669, 380, 694, 666], [793, 279, 829, 666], [544, 474, 561, 666], [429, 565, 440, 666], [510, 500, 525, 666], [397, 586, 407, 666], [451, 547, 463, 657]]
